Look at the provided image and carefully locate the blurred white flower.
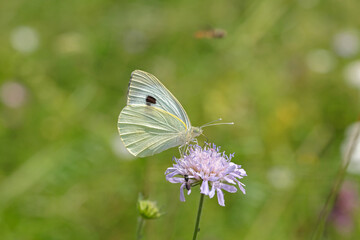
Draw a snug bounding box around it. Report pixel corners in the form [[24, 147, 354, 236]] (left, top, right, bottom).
[[344, 60, 360, 89], [10, 26, 39, 53], [0, 81, 28, 108], [267, 166, 294, 190], [306, 49, 336, 73], [333, 30, 359, 58], [111, 134, 135, 160], [342, 123, 360, 174]]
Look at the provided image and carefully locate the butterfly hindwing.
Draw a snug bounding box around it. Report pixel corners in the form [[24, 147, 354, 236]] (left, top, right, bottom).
[[127, 70, 191, 127], [118, 105, 187, 157]]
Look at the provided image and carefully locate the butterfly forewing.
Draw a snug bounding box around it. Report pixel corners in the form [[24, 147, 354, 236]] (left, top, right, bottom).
[[118, 105, 187, 157], [127, 70, 191, 128]]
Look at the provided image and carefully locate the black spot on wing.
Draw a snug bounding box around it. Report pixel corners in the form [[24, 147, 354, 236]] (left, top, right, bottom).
[[146, 95, 157, 106]]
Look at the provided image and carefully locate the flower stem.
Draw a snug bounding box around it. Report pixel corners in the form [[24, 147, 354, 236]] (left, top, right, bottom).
[[192, 193, 205, 240], [312, 122, 360, 240], [136, 217, 145, 240]]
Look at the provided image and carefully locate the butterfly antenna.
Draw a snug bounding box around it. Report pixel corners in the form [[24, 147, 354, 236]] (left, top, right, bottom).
[[201, 118, 234, 128], [202, 118, 222, 126]]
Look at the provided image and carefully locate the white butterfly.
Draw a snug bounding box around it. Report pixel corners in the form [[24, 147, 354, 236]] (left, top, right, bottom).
[[117, 70, 232, 157]]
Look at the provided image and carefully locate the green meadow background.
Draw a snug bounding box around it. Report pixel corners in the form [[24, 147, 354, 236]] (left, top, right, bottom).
[[1, 0, 360, 239]]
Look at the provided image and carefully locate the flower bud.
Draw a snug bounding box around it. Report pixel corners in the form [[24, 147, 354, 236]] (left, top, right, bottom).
[[137, 199, 162, 219]]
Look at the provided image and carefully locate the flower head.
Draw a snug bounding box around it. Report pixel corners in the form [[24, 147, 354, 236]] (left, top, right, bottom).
[[137, 197, 162, 219], [165, 143, 247, 206]]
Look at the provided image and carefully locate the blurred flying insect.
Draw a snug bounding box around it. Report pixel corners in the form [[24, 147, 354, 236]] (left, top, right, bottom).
[[194, 28, 227, 39], [117, 70, 233, 157]]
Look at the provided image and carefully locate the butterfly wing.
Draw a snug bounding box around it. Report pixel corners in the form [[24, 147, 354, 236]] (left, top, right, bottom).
[[118, 105, 187, 157], [127, 70, 191, 127]]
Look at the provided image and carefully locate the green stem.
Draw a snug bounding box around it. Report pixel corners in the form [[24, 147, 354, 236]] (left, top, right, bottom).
[[192, 193, 205, 240], [137, 217, 145, 240], [312, 122, 360, 240]]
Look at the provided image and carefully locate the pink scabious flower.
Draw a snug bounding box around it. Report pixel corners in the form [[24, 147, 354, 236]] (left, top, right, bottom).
[[165, 143, 247, 206]]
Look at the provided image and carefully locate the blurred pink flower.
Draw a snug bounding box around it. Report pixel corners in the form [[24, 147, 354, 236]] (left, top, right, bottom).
[[329, 181, 359, 235]]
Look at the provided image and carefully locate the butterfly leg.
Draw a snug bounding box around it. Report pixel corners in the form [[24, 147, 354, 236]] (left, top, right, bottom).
[[178, 144, 187, 157]]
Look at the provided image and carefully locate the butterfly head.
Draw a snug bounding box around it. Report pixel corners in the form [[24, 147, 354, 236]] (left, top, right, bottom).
[[190, 126, 203, 138]]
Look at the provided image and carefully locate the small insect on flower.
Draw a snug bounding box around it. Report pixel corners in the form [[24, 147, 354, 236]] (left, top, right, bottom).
[[165, 143, 247, 206], [184, 174, 191, 191]]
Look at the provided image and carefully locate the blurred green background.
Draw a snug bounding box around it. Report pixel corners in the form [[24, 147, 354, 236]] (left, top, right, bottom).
[[1, 0, 360, 239]]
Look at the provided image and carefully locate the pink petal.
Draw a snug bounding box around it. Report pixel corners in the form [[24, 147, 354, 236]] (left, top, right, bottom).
[[216, 188, 225, 206], [209, 184, 216, 198], [200, 181, 210, 195], [221, 184, 237, 193], [180, 183, 186, 202]]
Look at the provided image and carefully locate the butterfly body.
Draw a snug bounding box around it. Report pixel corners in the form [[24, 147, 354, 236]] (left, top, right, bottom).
[[118, 70, 202, 157]]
